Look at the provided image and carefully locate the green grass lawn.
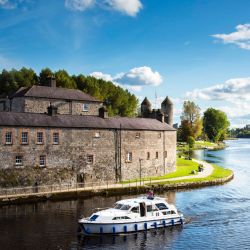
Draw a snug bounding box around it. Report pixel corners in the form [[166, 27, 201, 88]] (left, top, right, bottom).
[[121, 158, 199, 184], [149, 164, 233, 185]]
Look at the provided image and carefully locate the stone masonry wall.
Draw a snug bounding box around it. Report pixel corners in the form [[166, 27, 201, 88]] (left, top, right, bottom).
[[10, 97, 102, 116], [0, 126, 176, 187]]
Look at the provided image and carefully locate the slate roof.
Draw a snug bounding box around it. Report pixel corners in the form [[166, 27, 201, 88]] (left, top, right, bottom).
[[10, 85, 101, 102], [0, 112, 175, 131]]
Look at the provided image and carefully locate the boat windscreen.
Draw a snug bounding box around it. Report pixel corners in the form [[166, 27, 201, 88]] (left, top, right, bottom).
[[114, 203, 123, 209], [120, 205, 131, 210]]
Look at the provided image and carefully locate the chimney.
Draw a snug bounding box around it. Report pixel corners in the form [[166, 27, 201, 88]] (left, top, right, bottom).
[[99, 107, 108, 119], [156, 109, 164, 123], [47, 104, 58, 116], [47, 76, 56, 88]]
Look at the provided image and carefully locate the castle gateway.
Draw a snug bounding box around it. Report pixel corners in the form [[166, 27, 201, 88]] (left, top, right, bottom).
[[0, 79, 176, 186]]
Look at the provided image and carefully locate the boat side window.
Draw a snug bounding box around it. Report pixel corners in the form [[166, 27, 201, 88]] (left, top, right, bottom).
[[131, 206, 139, 213], [170, 210, 176, 214], [114, 203, 123, 209], [89, 215, 99, 221], [113, 217, 120, 220], [121, 205, 131, 210], [155, 203, 168, 210], [147, 205, 153, 212]]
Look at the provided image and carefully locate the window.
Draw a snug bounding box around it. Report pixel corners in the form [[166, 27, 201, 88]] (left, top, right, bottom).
[[86, 154, 94, 164], [126, 152, 132, 162], [21, 132, 28, 144], [114, 203, 123, 209], [82, 103, 89, 112], [158, 132, 161, 138], [156, 151, 159, 159], [131, 207, 139, 213], [37, 132, 43, 144], [53, 132, 59, 144], [164, 151, 168, 158], [94, 132, 100, 138], [5, 131, 12, 144], [147, 152, 150, 160], [15, 156, 23, 166], [89, 215, 99, 221], [155, 203, 168, 210], [39, 155, 46, 167], [135, 132, 140, 139], [147, 205, 153, 212]]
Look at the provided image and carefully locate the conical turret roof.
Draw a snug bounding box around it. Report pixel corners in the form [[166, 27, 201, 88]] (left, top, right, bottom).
[[141, 97, 151, 106], [162, 96, 173, 105]]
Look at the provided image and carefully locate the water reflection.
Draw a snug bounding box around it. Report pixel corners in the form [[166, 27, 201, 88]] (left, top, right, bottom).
[[76, 227, 183, 250]]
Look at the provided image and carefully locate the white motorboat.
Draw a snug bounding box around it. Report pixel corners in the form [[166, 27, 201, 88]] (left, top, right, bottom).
[[78, 195, 184, 235]]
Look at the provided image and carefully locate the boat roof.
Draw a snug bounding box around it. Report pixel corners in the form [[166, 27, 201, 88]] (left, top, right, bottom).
[[116, 196, 167, 206]]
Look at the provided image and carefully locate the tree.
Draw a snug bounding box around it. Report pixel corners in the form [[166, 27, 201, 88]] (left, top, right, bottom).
[[179, 101, 203, 141], [203, 108, 230, 142], [39, 68, 54, 86], [0, 67, 138, 117]]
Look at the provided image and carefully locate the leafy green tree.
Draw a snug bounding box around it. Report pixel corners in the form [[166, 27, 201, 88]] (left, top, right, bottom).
[[39, 68, 53, 86], [203, 108, 230, 142], [178, 120, 193, 142], [0, 67, 138, 117], [179, 100, 203, 141], [55, 70, 76, 89]]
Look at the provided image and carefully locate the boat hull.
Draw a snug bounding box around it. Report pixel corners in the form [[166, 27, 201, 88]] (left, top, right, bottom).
[[79, 216, 184, 235]]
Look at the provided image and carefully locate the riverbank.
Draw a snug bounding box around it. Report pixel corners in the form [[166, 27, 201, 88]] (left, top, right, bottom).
[[0, 159, 233, 206], [177, 140, 226, 151]]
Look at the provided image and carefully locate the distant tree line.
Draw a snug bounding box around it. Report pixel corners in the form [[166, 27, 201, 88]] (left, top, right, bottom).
[[0, 67, 138, 117], [178, 101, 230, 143], [230, 127, 250, 138]]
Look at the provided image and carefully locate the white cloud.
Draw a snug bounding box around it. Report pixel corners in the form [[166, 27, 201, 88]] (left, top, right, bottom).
[[65, 0, 142, 16], [104, 0, 142, 16], [212, 24, 250, 50], [116, 66, 163, 87], [90, 71, 113, 82], [89, 66, 163, 92], [65, 0, 95, 11], [185, 77, 250, 127], [186, 77, 250, 101]]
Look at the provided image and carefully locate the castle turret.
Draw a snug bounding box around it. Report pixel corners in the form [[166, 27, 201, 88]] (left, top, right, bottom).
[[161, 96, 173, 126], [141, 97, 152, 118]]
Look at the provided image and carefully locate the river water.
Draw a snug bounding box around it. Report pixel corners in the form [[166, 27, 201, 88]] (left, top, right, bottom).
[[0, 139, 249, 250]]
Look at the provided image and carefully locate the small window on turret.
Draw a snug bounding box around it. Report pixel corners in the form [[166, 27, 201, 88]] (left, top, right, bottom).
[[158, 132, 161, 138], [135, 132, 140, 139]]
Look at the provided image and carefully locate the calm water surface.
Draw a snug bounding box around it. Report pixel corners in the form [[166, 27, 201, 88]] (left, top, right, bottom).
[[0, 139, 250, 250]]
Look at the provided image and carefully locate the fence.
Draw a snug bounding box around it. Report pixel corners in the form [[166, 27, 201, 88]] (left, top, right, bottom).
[[0, 178, 152, 198]]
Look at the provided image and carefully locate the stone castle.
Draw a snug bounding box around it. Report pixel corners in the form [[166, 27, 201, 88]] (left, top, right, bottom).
[[0, 78, 176, 186]]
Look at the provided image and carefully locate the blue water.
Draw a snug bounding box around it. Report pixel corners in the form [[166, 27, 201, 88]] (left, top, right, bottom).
[[0, 139, 249, 249]]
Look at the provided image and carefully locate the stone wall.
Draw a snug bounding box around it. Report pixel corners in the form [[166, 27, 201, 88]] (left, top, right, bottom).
[[0, 126, 176, 187], [9, 97, 102, 116]]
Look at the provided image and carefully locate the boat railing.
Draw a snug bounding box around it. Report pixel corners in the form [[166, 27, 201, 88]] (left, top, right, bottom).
[[93, 207, 111, 212]]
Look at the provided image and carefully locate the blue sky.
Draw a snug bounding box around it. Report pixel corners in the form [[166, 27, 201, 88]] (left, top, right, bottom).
[[1, 0, 250, 127]]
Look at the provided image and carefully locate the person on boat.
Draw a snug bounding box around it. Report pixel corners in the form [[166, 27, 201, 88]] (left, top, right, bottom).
[[147, 190, 154, 200]]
